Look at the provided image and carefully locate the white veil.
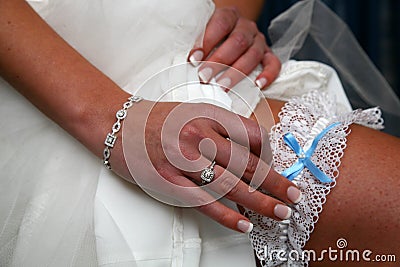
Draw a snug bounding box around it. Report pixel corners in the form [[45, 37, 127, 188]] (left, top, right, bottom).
[[268, 0, 400, 136]]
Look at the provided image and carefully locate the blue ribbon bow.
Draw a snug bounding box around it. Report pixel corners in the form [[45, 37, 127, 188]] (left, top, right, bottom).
[[281, 122, 340, 183]]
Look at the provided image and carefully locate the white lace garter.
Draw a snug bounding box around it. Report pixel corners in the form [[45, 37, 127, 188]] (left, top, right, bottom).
[[245, 91, 384, 266]]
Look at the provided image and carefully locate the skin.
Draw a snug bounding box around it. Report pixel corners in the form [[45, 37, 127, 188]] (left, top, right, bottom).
[[216, 3, 400, 263], [0, 0, 296, 234], [188, 1, 281, 89], [214, 0, 265, 21], [255, 100, 400, 267], [1, 0, 398, 265]]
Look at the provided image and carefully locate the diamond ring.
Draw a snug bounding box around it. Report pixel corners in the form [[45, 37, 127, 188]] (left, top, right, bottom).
[[200, 161, 216, 184]]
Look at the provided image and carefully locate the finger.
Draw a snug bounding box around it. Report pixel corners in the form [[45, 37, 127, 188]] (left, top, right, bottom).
[[200, 133, 301, 204], [187, 164, 293, 221], [188, 48, 205, 67], [198, 19, 258, 83], [188, 7, 239, 67], [201, 7, 239, 58], [162, 172, 254, 233], [196, 200, 254, 233], [215, 32, 266, 91], [206, 18, 258, 65], [188, 30, 206, 66], [200, 105, 272, 162], [254, 49, 282, 90], [210, 109, 268, 157]]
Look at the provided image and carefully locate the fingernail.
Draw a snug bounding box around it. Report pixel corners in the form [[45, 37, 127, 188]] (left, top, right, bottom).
[[218, 77, 232, 90], [255, 77, 267, 89], [287, 186, 302, 204], [189, 50, 204, 66], [198, 67, 212, 83], [237, 219, 253, 233], [274, 204, 292, 220]]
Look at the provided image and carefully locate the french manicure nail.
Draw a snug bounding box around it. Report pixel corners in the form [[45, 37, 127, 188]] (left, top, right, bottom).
[[255, 77, 267, 89], [287, 186, 302, 204], [198, 67, 212, 83], [237, 219, 253, 233], [274, 204, 292, 220], [189, 50, 204, 66], [218, 77, 232, 90]]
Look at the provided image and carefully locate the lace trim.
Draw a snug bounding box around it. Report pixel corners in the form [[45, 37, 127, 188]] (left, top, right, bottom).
[[245, 91, 383, 267]]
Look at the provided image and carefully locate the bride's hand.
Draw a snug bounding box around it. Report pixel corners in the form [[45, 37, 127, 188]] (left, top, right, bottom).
[[117, 100, 301, 233], [188, 6, 281, 90]]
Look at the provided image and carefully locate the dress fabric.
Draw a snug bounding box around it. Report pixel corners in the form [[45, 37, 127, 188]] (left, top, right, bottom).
[[1, 1, 257, 266], [0, 0, 356, 266]]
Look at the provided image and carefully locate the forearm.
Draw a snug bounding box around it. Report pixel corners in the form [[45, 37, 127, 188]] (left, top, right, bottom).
[[0, 0, 130, 159], [213, 0, 265, 21]]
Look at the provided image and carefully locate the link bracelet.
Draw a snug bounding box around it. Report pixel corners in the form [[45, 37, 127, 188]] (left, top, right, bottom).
[[103, 95, 143, 169]]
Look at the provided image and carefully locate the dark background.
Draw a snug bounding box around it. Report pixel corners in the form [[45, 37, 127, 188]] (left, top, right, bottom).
[[257, 0, 400, 135], [258, 0, 400, 97]]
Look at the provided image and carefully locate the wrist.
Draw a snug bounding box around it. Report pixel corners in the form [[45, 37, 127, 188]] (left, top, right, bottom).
[[103, 95, 143, 171], [72, 86, 131, 160]]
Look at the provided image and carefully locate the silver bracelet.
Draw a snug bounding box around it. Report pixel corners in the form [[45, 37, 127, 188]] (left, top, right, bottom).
[[103, 95, 143, 169]]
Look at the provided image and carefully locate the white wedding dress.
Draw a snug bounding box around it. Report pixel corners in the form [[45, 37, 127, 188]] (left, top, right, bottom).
[[1, 1, 258, 266], [1, 0, 398, 266]]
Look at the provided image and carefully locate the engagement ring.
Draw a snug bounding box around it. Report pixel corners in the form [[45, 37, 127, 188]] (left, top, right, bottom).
[[201, 161, 216, 184]]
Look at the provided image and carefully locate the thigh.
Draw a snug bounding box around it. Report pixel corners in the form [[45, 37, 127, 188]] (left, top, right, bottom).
[[307, 124, 399, 266], [253, 98, 400, 266]]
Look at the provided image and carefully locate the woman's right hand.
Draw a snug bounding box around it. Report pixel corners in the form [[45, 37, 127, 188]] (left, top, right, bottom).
[[117, 100, 302, 233], [188, 6, 281, 90]]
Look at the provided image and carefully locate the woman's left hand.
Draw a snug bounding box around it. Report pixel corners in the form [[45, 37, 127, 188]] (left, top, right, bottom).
[[188, 6, 281, 90]]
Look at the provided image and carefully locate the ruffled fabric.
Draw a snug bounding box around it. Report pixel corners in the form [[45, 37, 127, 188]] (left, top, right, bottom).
[[246, 91, 383, 266]]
